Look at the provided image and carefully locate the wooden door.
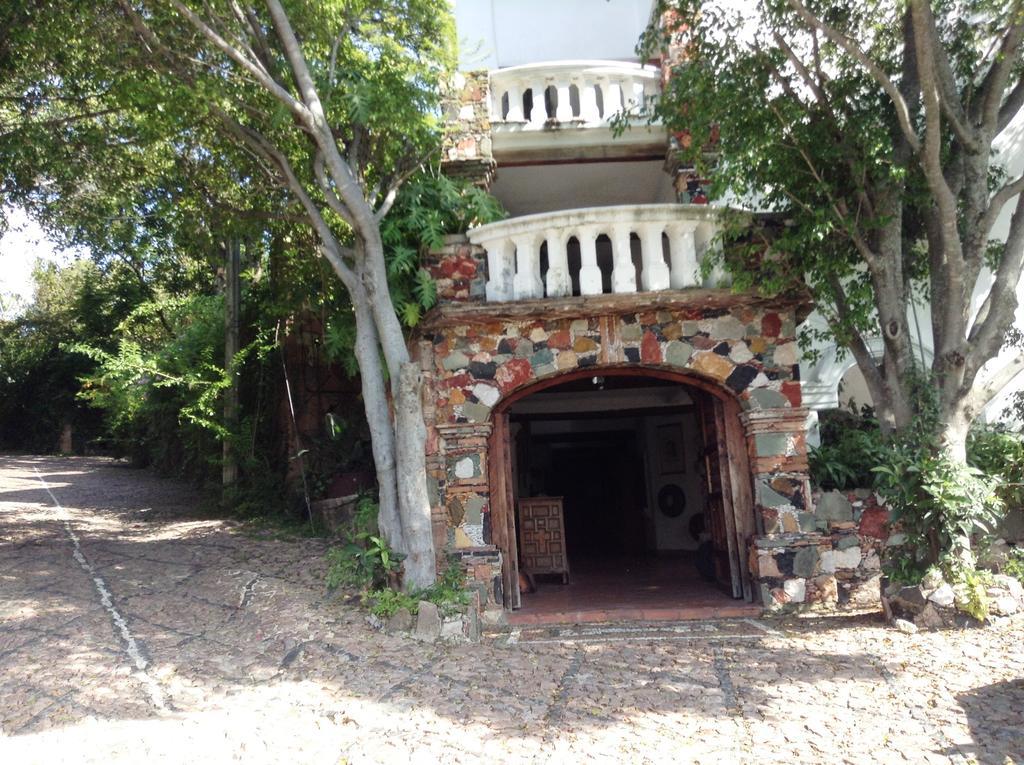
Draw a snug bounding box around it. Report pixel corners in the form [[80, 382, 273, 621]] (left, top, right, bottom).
[[518, 497, 570, 583], [489, 412, 521, 609], [697, 395, 743, 598]]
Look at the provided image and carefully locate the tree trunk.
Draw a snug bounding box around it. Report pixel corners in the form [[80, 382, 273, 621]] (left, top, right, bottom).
[[349, 286, 405, 554], [939, 406, 972, 465], [394, 362, 437, 589], [222, 238, 241, 489], [358, 238, 437, 589]]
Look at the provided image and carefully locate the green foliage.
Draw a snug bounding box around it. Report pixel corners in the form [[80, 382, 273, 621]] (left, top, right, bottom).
[[809, 407, 885, 490], [875, 445, 1005, 572], [364, 587, 419, 618], [326, 503, 470, 616], [325, 496, 402, 590], [0, 259, 143, 452], [1004, 549, 1024, 585], [884, 555, 929, 587], [632, 0, 924, 325], [950, 565, 993, 621], [71, 290, 272, 481], [967, 426, 1024, 512], [418, 557, 471, 616], [363, 557, 470, 617], [634, 0, 1024, 453], [380, 172, 504, 329]]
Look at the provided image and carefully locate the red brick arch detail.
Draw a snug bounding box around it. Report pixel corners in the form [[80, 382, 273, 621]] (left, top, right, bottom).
[[486, 363, 755, 610]]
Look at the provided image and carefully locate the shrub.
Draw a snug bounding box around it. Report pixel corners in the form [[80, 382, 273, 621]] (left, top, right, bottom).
[[364, 588, 419, 618], [968, 426, 1024, 512], [325, 496, 402, 591], [809, 408, 885, 490], [1005, 548, 1024, 585], [363, 561, 470, 618], [875, 445, 1004, 574]]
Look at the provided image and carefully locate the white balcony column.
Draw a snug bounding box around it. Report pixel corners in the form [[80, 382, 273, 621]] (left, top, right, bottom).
[[504, 80, 524, 122], [512, 233, 544, 299], [637, 78, 650, 110], [577, 225, 603, 295], [530, 82, 548, 124], [666, 222, 699, 289], [606, 80, 624, 116], [556, 81, 573, 121], [610, 223, 637, 294], [705, 247, 728, 288], [484, 237, 515, 302], [579, 77, 600, 122], [638, 222, 670, 292], [545, 229, 572, 298], [621, 76, 637, 109]]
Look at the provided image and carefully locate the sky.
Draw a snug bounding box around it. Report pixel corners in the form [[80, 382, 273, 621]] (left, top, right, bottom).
[[0, 206, 80, 319]]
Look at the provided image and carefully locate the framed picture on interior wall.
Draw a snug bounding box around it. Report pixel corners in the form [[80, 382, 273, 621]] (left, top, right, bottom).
[[656, 423, 686, 475]]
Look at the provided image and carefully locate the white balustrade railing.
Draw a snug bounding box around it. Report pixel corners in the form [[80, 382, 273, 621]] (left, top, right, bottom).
[[468, 205, 723, 302], [489, 61, 660, 128]]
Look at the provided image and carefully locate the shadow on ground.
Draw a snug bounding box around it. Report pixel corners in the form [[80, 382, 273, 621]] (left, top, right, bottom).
[[1, 454, 1021, 762]]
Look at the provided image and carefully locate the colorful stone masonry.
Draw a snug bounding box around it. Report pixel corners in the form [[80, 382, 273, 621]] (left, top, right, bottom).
[[441, 71, 495, 187], [754, 488, 891, 612], [417, 236, 886, 618]]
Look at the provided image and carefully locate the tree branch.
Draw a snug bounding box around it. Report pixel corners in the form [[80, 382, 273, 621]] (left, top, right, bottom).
[[262, 0, 325, 124], [967, 192, 1024, 371], [213, 107, 359, 288], [975, 3, 1024, 133], [825, 272, 889, 400], [374, 158, 428, 222], [970, 350, 1024, 410], [998, 77, 1024, 133], [772, 31, 830, 106], [914, 0, 978, 150], [169, 0, 309, 124], [263, 0, 379, 242], [911, 0, 966, 267], [976, 173, 1024, 245], [786, 0, 921, 153], [313, 151, 357, 228]]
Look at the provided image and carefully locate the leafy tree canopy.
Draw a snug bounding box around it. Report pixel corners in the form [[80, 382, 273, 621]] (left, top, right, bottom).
[[643, 0, 1024, 455]]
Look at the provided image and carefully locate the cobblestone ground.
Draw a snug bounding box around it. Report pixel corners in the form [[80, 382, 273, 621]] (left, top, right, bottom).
[[0, 455, 1021, 764]]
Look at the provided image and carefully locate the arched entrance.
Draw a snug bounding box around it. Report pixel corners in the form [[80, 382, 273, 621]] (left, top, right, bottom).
[[487, 367, 756, 613]]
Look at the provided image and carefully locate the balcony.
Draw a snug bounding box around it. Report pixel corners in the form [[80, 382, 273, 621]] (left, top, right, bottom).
[[486, 60, 666, 162], [468, 204, 724, 303]]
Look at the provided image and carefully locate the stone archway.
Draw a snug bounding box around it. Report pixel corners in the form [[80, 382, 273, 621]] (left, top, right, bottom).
[[486, 365, 758, 610], [419, 300, 816, 615]]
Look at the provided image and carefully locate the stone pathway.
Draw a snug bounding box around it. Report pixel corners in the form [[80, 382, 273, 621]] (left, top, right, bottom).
[[0, 455, 1021, 764]]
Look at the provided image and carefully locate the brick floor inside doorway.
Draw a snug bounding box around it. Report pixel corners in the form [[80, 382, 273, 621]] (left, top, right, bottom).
[[508, 554, 762, 625]]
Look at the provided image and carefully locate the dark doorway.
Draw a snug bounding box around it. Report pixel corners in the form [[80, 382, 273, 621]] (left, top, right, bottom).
[[499, 371, 752, 620], [549, 435, 646, 556]]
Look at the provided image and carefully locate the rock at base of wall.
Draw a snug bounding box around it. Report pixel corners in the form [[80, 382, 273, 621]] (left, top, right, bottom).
[[386, 607, 414, 633], [881, 574, 1024, 630], [413, 601, 442, 641]]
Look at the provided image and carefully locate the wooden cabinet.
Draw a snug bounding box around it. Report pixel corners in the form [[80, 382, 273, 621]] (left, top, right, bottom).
[[518, 496, 569, 583]]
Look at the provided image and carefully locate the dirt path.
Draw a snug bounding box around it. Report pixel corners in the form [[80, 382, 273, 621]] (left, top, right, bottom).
[[0, 455, 1021, 764]]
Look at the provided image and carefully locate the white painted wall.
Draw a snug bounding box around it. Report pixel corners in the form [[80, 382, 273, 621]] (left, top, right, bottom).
[[643, 413, 705, 551], [455, 0, 656, 70]]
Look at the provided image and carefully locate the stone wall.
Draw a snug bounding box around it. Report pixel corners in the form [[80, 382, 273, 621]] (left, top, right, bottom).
[[421, 307, 804, 536], [425, 236, 488, 303], [754, 488, 890, 612], [415, 239, 836, 615], [441, 71, 495, 186]]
